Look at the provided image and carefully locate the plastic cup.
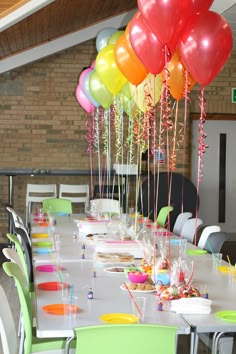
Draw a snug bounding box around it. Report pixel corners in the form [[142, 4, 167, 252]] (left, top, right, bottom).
[[227, 267, 236, 287], [131, 296, 146, 323], [212, 253, 223, 269], [63, 295, 79, 317], [58, 272, 70, 296]]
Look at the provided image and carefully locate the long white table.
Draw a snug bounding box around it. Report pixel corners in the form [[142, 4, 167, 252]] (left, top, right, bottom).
[[31, 214, 191, 353], [30, 214, 236, 354], [179, 252, 236, 354]]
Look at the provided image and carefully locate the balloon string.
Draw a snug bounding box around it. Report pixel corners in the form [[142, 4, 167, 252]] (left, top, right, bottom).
[[113, 96, 123, 160], [85, 109, 96, 153], [102, 109, 109, 155], [194, 87, 208, 244], [169, 100, 178, 171], [178, 70, 190, 236], [126, 114, 135, 165]]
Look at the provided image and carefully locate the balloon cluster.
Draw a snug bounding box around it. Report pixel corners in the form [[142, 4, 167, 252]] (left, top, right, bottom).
[[76, 0, 233, 114]]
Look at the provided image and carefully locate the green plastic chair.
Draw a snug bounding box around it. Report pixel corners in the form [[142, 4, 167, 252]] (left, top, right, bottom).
[[156, 206, 174, 228], [0, 283, 18, 354], [74, 324, 177, 354], [6, 233, 32, 291], [2, 262, 69, 354], [42, 198, 72, 215]]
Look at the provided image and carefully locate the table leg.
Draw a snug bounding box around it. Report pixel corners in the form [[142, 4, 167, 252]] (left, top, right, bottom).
[[64, 335, 75, 354], [8, 175, 14, 233]]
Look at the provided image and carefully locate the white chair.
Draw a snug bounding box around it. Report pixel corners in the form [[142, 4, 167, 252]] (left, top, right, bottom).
[[2, 248, 25, 274], [25, 184, 57, 225], [181, 217, 203, 243], [90, 198, 120, 214], [59, 184, 89, 212], [198, 225, 221, 250], [173, 212, 193, 235], [0, 284, 18, 354], [6, 206, 24, 226]]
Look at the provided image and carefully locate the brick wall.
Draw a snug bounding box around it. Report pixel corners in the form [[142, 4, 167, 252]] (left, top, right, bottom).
[[0, 40, 235, 235]]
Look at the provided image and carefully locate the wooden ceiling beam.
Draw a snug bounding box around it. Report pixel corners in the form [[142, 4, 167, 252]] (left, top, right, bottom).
[[0, 0, 55, 31], [0, 9, 136, 74]]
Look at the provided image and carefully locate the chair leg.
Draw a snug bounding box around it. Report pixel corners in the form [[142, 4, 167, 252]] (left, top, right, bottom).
[[19, 319, 24, 354], [17, 312, 22, 337]]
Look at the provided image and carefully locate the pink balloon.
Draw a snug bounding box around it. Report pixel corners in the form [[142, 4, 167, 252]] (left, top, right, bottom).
[[75, 84, 95, 114], [179, 11, 233, 86], [79, 68, 92, 87], [129, 11, 166, 75], [91, 60, 96, 69], [138, 0, 194, 47]]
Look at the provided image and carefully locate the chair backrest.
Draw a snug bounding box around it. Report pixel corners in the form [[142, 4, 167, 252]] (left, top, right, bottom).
[[74, 324, 177, 354], [173, 212, 193, 235], [3, 262, 33, 354], [181, 218, 203, 243], [14, 219, 31, 246], [198, 225, 221, 249], [6, 206, 24, 226], [0, 284, 18, 354], [2, 247, 25, 275], [6, 232, 32, 286], [26, 183, 57, 225], [203, 231, 228, 253], [26, 183, 57, 204], [59, 184, 89, 211], [42, 198, 72, 215], [156, 206, 174, 228], [90, 198, 120, 214]]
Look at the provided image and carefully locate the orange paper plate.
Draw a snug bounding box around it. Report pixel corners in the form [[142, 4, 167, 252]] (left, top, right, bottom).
[[42, 303, 79, 315], [38, 222, 49, 227], [37, 282, 69, 291]]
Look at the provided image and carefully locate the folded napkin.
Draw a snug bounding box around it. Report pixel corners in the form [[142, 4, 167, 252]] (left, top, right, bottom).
[[170, 297, 212, 314]]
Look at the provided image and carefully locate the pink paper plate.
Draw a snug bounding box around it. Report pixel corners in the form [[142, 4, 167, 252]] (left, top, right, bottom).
[[105, 241, 136, 244], [35, 264, 64, 272], [34, 217, 47, 222], [34, 212, 47, 217]]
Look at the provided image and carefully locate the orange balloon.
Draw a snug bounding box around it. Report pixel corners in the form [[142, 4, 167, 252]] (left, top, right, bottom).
[[115, 32, 148, 86], [163, 49, 196, 101], [124, 24, 149, 77]]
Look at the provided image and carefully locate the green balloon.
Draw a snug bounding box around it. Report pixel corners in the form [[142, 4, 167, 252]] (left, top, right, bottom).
[[89, 70, 113, 110], [107, 30, 124, 45]]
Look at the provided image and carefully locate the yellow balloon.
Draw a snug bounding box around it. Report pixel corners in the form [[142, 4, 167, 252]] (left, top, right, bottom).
[[96, 44, 127, 95], [129, 73, 162, 112]]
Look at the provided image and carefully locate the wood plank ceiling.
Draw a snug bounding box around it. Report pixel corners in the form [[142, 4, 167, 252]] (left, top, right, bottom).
[[0, 0, 137, 61]]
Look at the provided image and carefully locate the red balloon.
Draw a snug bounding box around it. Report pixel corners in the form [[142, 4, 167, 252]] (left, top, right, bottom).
[[179, 11, 233, 86], [129, 11, 166, 75], [191, 0, 214, 15], [138, 0, 193, 47]]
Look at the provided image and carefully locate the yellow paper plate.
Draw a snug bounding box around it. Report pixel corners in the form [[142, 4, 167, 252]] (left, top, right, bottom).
[[99, 313, 138, 324], [217, 266, 236, 274], [32, 233, 49, 239]]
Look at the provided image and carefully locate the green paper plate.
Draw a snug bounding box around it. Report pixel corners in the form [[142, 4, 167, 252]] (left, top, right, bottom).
[[186, 249, 208, 255], [215, 311, 236, 322], [33, 241, 53, 247]]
